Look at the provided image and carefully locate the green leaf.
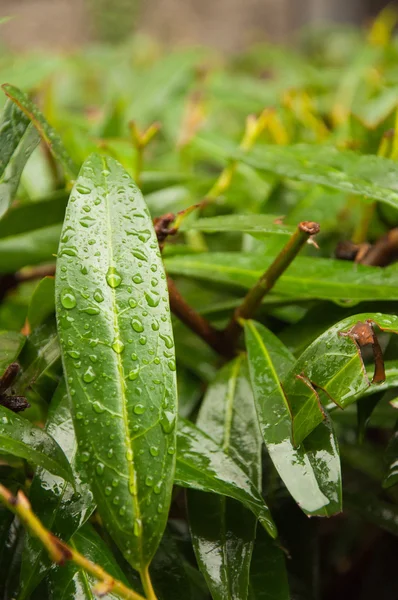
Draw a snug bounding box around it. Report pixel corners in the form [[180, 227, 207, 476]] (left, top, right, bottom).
[[180, 215, 295, 238], [283, 313, 398, 446], [2, 84, 79, 181], [176, 418, 277, 538], [165, 253, 398, 301], [0, 99, 40, 219], [55, 154, 177, 573], [344, 490, 398, 537], [46, 523, 131, 600], [188, 356, 262, 600], [0, 405, 73, 482], [195, 133, 398, 209], [0, 224, 61, 273], [19, 381, 95, 600], [0, 331, 25, 376], [0, 192, 68, 240], [27, 277, 55, 330], [248, 527, 289, 600], [244, 320, 342, 516]]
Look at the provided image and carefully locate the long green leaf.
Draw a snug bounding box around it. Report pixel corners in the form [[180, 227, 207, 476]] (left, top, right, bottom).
[[19, 381, 95, 600], [0, 405, 73, 482], [27, 277, 55, 330], [282, 313, 398, 446], [180, 214, 295, 238], [188, 356, 262, 600], [0, 223, 61, 273], [0, 192, 67, 240], [248, 528, 290, 600], [165, 252, 398, 301], [55, 154, 177, 573], [176, 418, 277, 538], [0, 99, 40, 219], [46, 523, 131, 600], [2, 84, 78, 181], [244, 320, 341, 516], [194, 133, 398, 209]]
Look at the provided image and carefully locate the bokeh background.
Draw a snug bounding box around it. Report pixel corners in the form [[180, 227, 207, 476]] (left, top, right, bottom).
[[0, 0, 395, 52]]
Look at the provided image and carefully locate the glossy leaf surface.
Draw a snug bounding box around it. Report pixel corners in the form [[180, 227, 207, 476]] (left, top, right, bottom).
[[19, 381, 95, 600], [244, 320, 342, 516], [46, 524, 130, 600], [0, 224, 61, 273], [283, 313, 398, 445], [165, 253, 398, 301], [0, 99, 40, 219], [188, 357, 262, 600], [176, 418, 276, 538], [2, 84, 79, 180], [55, 154, 177, 571], [248, 527, 289, 600], [0, 405, 72, 481]]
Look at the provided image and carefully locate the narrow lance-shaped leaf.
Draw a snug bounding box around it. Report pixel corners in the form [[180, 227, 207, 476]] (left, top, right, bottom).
[[187, 356, 263, 600], [244, 320, 342, 516], [0, 405, 73, 482], [176, 418, 277, 538], [180, 214, 295, 238], [55, 154, 177, 574], [19, 381, 95, 600], [383, 427, 398, 489], [165, 252, 398, 301], [283, 313, 398, 446], [0, 100, 40, 220], [46, 523, 132, 600], [248, 527, 290, 600], [27, 277, 55, 330], [2, 84, 79, 181], [0, 331, 25, 376]]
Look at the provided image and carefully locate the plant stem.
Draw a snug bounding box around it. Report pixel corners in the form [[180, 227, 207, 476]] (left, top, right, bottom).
[[140, 566, 158, 600], [0, 484, 146, 600], [167, 276, 232, 358], [223, 221, 320, 347]]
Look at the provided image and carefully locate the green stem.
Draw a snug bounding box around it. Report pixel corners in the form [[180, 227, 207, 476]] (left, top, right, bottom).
[[223, 221, 320, 347], [141, 566, 158, 600]]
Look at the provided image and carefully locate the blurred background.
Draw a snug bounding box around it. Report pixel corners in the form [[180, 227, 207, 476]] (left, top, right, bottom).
[[0, 0, 395, 52]]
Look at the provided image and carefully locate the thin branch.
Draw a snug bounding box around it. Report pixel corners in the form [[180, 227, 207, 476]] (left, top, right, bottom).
[[0, 484, 146, 600], [167, 276, 233, 358], [222, 221, 320, 348]]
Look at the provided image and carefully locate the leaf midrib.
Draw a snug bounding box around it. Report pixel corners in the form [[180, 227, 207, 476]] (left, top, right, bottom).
[[102, 157, 143, 567]]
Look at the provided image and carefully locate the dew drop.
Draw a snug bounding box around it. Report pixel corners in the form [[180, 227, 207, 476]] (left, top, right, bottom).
[[134, 519, 142, 536], [131, 316, 144, 333], [108, 448, 114, 458], [139, 336, 147, 346], [112, 338, 125, 354], [105, 486, 112, 496], [89, 354, 98, 363], [131, 352, 138, 361], [151, 320, 159, 331], [128, 369, 139, 381], [168, 446, 175, 455], [119, 506, 126, 516], [145, 476, 154, 487], [67, 350, 80, 359], [76, 184, 91, 194], [150, 446, 159, 457], [76, 412, 84, 420], [132, 274, 143, 284], [81, 452, 90, 463], [160, 334, 174, 349], [128, 298, 137, 308], [94, 289, 104, 303], [106, 267, 122, 288], [96, 463, 104, 475], [92, 401, 104, 413], [168, 360, 176, 371], [61, 288, 77, 309], [134, 404, 145, 415], [80, 306, 100, 315], [154, 481, 163, 495], [83, 367, 96, 383], [145, 291, 160, 308], [161, 411, 176, 434]]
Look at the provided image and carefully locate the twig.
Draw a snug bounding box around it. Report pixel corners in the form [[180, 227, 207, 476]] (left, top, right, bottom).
[[0, 484, 146, 600], [222, 221, 320, 347], [129, 121, 161, 187], [167, 276, 233, 358]]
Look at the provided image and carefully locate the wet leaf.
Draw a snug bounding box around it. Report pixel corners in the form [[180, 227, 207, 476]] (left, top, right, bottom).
[[27, 277, 55, 330], [19, 381, 95, 600], [165, 253, 398, 301], [0, 405, 73, 481], [187, 356, 262, 600], [2, 84, 78, 181], [46, 523, 131, 600], [55, 154, 177, 573], [0, 99, 40, 219], [282, 313, 398, 445], [248, 527, 289, 600], [244, 320, 342, 516], [176, 418, 277, 538]]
